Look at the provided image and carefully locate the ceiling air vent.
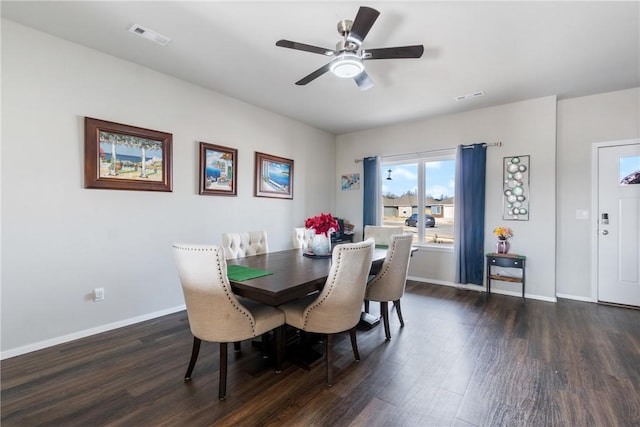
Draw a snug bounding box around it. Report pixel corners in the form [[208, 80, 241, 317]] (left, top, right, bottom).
[[128, 24, 171, 46], [455, 91, 485, 101]]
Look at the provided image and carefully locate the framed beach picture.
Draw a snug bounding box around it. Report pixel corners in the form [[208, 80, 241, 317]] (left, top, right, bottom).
[[254, 152, 293, 199], [84, 117, 172, 192], [199, 142, 237, 196]]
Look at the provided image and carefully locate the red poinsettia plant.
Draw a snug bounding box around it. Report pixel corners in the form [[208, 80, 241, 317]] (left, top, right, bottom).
[[305, 213, 339, 236]]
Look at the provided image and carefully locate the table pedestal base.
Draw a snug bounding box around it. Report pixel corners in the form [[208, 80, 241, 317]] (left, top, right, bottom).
[[358, 311, 380, 330]]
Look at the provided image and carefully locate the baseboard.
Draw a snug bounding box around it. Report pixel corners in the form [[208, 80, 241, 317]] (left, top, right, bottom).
[[1, 304, 186, 360], [407, 275, 557, 302], [556, 293, 596, 302], [407, 276, 484, 292], [490, 288, 557, 302]]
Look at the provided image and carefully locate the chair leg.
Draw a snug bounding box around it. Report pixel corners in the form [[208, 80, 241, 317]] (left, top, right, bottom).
[[275, 325, 284, 374], [349, 327, 360, 361], [381, 301, 391, 341], [219, 342, 228, 400], [325, 334, 334, 387], [394, 299, 405, 327], [233, 341, 241, 352], [364, 299, 370, 313], [261, 332, 269, 359], [184, 337, 201, 381]]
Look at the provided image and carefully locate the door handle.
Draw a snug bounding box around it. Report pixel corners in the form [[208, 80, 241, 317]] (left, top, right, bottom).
[[602, 229, 609, 235]]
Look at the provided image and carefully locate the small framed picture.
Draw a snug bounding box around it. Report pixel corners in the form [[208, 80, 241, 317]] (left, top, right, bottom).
[[341, 173, 360, 190], [84, 117, 172, 192], [254, 152, 293, 199], [199, 142, 237, 196]]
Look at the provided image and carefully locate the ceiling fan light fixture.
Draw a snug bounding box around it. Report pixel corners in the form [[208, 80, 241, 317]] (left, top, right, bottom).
[[329, 53, 364, 78]]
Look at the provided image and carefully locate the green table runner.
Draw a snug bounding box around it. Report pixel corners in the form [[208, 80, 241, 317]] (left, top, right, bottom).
[[375, 244, 389, 249], [227, 264, 273, 281]]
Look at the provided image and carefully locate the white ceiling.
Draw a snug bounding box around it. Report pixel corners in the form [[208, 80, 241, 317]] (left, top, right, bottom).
[[2, 1, 639, 134]]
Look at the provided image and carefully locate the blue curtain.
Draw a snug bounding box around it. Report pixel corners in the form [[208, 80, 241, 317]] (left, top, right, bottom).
[[362, 156, 380, 227], [454, 144, 487, 285]]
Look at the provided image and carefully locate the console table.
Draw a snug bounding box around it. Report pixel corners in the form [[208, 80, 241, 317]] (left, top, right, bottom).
[[485, 253, 526, 300]]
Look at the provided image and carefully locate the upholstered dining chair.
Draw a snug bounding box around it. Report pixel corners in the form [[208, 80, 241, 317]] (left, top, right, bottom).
[[278, 239, 374, 386], [292, 227, 313, 250], [362, 225, 405, 313], [171, 243, 285, 400], [222, 231, 269, 259], [364, 233, 413, 341], [363, 225, 404, 246]]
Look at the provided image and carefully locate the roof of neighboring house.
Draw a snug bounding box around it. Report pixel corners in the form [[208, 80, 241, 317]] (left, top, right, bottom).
[[383, 195, 454, 207]]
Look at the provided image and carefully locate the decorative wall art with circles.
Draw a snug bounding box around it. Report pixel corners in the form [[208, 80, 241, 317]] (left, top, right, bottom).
[[503, 155, 530, 221]]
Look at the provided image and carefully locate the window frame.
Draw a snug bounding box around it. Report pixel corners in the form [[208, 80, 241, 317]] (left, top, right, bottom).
[[381, 149, 456, 249]]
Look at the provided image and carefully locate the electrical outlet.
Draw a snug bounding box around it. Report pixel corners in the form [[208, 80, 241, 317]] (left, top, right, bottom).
[[93, 288, 105, 302]]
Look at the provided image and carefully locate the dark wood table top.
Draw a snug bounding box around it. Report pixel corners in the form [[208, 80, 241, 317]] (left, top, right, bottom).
[[227, 248, 389, 306]]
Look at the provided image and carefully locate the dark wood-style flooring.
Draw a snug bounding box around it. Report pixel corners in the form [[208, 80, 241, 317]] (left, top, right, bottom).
[[2, 282, 639, 426]]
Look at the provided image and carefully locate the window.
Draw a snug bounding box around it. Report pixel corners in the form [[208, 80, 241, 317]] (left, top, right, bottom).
[[381, 151, 456, 247]]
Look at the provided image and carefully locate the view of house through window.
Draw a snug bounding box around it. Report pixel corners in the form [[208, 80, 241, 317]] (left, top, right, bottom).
[[381, 153, 456, 246]]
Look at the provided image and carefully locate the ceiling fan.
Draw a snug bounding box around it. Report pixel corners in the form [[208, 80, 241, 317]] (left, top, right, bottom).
[[275, 6, 424, 91]]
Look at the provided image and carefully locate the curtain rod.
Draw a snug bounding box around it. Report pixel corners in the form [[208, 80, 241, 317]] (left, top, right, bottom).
[[354, 141, 502, 163]]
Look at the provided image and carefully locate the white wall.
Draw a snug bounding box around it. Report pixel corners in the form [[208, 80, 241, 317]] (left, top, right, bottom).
[[1, 20, 336, 357], [556, 88, 640, 299], [335, 96, 558, 301], [3, 19, 638, 358]]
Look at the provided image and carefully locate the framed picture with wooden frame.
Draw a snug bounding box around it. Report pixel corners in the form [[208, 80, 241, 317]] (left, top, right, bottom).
[[84, 117, 172, 192], [199, 142, 237, 196], [254, 152, 294, 199]]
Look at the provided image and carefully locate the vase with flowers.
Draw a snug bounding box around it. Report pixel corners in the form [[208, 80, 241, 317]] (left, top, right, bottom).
[[305, 213, 339, 256], [493, 226, 513, 254]]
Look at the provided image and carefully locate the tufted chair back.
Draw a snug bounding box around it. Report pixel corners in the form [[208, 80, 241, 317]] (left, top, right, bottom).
[[363, 225, 404, 246], [221, 231, 269, 259], [292, 227, 314, 249]]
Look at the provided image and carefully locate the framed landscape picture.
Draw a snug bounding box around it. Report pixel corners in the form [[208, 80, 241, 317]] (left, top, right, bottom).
[[254, 152, 293, 199], [84, 117, 172, 192], [199, 142, 237, 196]]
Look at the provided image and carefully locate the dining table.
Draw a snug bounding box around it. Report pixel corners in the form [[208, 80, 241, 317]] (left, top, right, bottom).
[[226, 247, 390, 306], [225, 245, 416, 369]]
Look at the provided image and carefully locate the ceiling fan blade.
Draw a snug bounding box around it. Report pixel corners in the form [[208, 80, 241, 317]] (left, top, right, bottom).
[[361, 45, 425, 60], [276, 39, 335, 56], [295, 63, 332, 85], [347, 6, 380, 45], [354, 71, 374, 91]]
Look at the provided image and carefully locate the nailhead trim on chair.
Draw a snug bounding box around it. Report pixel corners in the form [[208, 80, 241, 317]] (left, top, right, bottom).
[[365, 240, 398, 291], [301, 243, 369, 329], [302, 248, 344, 329], [172, 243, 257, 335]]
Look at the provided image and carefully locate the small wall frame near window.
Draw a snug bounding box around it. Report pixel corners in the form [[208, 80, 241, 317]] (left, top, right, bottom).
[[502, 155, 530, 221], [199, 142, 237, 196], [84, 117, 172, 192], [254, 152, 293, 199]]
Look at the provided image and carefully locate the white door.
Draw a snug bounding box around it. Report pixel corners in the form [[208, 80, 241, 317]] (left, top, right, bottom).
[[597, 142, 640, 306]]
